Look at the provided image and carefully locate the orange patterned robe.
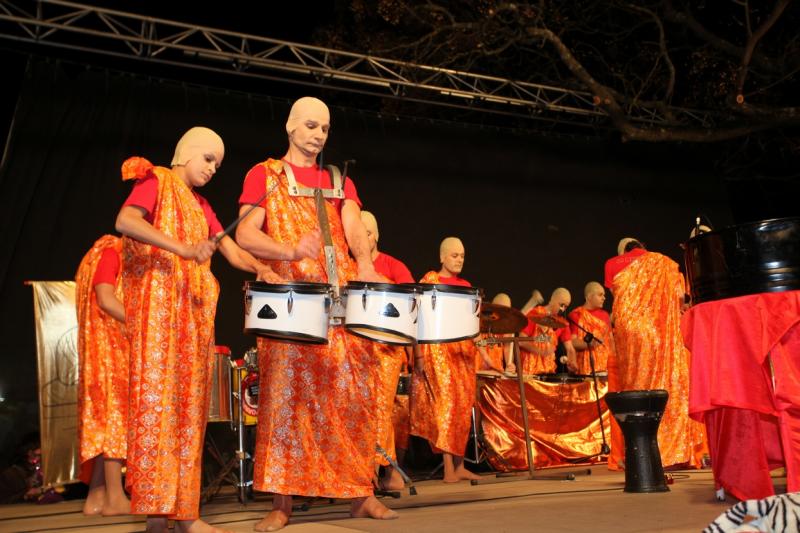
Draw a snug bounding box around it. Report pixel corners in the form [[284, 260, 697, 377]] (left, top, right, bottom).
[[251, 159, 378, 498], [374, 343, 404, 465], [569, 307, 612, 375], [75, 235, 128, 484], [121, 158, 219, 520], [410, 271, 478, 456], [610, 251, 707, 468]]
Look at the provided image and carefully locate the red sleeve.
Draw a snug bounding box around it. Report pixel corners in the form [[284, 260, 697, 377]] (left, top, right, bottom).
[[123, 175, 158, 220], [522, 318, 535, 337], [239, 164, 268, 207], [193, 193, 224, 237], [92, 248, 120, 286], [558, 326, 572, 343], [343, 177, 362, 208], [604, 258, 616, 289]]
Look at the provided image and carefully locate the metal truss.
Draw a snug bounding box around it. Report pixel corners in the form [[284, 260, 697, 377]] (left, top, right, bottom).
[[0, 0, 717, 130]]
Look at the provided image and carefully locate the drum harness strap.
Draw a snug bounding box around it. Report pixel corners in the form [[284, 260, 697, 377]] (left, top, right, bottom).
[[282, 160, 347, 322]]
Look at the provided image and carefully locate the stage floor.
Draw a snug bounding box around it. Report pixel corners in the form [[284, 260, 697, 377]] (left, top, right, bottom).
[[0, 466, 785, 532]]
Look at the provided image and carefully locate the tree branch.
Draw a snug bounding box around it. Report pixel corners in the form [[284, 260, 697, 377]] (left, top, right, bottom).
[[735, 0, 792, 99]]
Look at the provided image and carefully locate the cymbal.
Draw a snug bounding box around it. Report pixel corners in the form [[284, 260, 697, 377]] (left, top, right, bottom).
[[530, 314, 569, 329], [480, 303, 527, 334]]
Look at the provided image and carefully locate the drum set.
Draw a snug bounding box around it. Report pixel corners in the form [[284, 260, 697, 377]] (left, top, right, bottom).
[[244, 280, 484, 346]]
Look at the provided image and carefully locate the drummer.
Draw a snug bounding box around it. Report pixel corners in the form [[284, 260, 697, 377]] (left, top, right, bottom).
[[479, 293, 514, 373], [518, 288, 575, 375], [235, 96, 396, 531], [360, 209, 413, 491], [410, 236, 482, 483], [567, 282, 613, 375]]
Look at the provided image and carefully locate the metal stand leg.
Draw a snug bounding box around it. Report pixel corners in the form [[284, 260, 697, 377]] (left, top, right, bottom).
[[376, 445, 418, 496]]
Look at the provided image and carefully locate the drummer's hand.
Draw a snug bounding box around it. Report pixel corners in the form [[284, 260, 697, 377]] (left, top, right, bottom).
[[255, 265, 284, 284], [356, 262, 384, 283], [292, 230, 322, 260], [182, 239, 218, 263]]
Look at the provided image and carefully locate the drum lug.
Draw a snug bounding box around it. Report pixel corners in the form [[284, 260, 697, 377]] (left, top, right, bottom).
[[432, 287, 437, 310], [287, 290, 294, 315], [362, 289, 367, 311], [473, 295, 481, 315], [324, 295, 332, 314]]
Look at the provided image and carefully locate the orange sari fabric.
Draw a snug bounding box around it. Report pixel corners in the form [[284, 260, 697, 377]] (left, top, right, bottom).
[[570, 307, 612, 375], [121, 158, 219, 520], [410, 271, 478, 456], [374, 343, 404, 465], [610, 251, 707, 468], [520, 307, 557, 375], [251, 159, 377, 498], [75, 235, 128, 484]]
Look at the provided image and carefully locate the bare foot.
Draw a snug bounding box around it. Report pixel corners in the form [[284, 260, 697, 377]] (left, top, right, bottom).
[[350, 495, 398, 520], [145, 516, 169, 533], [254, 510, 290, 532], [82, 489, 104, 516], [454, 465, 482, 481], [174, 518, 234, 533], [379, 467, 405, 491], [101, 494, 131, 516]]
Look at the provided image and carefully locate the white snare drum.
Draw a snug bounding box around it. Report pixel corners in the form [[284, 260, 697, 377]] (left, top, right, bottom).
[[343, 282, 420, 345], [244, 281, 332, 344], [415, 283, 482, 344]]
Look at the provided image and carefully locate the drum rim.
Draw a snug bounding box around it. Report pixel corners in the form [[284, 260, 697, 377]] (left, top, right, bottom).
[[243, 327, 328, 344], [246, 280, 332, 294], [345, 281, 419, 294], [410, 283, 483, 296], [345, 323, 415, 346], [417, 332, 479, 344]]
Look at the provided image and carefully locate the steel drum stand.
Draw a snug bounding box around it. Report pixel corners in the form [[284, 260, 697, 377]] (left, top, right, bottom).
[[471, 333, 590, 485], [231, 364, 254, 505], [560, 314, 611, 459]]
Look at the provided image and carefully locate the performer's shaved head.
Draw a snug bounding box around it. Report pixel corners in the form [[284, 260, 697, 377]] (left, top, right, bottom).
[[361, 210, 379, 241], [548, 287, 571, 315], [286, 96, 330, 135], [584, 281, 604, 299], [492, 293, 511, 307], [171, 126, 224, 167], [440, 237, 463, 257], [439, 237, 465, 276]]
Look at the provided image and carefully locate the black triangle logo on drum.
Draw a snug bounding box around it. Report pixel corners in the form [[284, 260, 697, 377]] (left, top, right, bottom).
[[380, 302, 400, 317], [258, 304, 278, 319]]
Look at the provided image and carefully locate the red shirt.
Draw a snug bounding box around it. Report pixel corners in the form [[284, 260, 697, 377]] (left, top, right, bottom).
[[92, 247, 120, 286], [374, 252, 414, 284], [123, 176, 224, 237], [604, 248, 647, 289], [433, 275, 471, 287], [238, 160, 361, 233], [568, 308, 610, 337]]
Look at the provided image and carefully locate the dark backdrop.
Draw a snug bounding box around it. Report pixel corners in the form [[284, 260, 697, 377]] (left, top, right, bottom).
[[0, 58, 733, 464]]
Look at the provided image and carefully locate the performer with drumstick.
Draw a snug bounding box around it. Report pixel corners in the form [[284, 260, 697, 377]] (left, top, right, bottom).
[[115, 127, 274, 533], [361, 210, 413, 491], [567, 282, 614, 376], [410, 236, 483, 483], [518, 288, 576, 375], [75, 235, 130, 517], [235, 97, 396, 532]]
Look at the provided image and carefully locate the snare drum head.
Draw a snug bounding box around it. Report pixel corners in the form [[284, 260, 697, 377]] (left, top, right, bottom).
[[246, 280, 332, 294]]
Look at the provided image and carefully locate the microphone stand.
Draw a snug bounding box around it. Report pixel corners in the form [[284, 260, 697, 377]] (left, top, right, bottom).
[[560, 311, 611, 456]]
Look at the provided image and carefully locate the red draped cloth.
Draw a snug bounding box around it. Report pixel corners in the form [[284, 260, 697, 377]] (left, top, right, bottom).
[[247, 159, 378, 498], [121, 158, 219, 520], [610, 251, 707, 469], [682, 290, 800, 500], [75, 235, 128, 484], [410, 271, 478, 456], [478, 376, 611, 469]]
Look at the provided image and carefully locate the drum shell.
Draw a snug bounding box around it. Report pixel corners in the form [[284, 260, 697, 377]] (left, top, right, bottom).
[[343, 282, 419, 345], [415, 284, 482, 343], [231, 366, 258, 426], [208, 346, 232, 422], [244, 281, 332, 344]]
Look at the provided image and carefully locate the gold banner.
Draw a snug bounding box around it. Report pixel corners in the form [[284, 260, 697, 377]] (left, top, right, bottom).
[[30, 281, 80, 487]]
